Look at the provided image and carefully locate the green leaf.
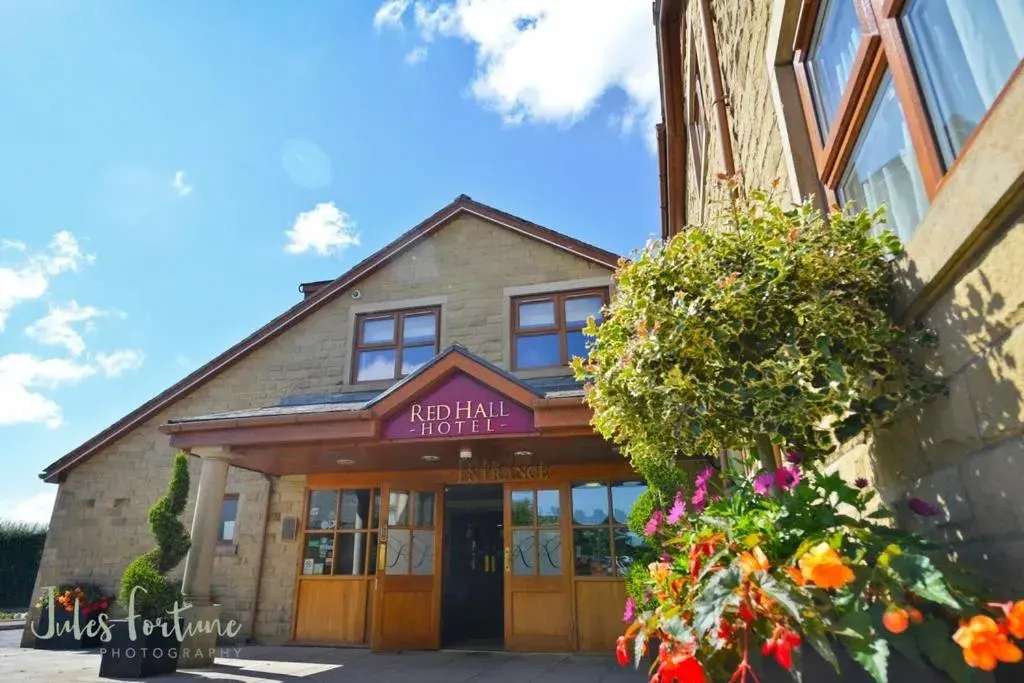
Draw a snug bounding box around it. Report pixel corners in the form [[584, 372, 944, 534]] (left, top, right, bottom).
[[755, 572, 809, 624], [914, 619, 969, 683], [836, 611, 873, 641], [888, 554, 961, 610], [692, 566, 742, 637], [867, 508, 895, 520], [803, 624, 841, 674], [842, 636, 889, 683]]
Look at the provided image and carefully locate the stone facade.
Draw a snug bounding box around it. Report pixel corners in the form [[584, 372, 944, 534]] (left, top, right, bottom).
[[27, 213, 612, 643], [670, 0, 1024, 589]]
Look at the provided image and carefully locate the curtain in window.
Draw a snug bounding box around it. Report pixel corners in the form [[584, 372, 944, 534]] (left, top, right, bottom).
[[904, 0, 1024, 164]]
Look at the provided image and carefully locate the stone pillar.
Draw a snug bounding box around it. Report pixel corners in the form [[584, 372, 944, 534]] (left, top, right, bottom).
[[178, 447, 229, 669]]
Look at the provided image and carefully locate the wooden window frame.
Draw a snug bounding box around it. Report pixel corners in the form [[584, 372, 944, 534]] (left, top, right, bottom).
[[381, 488, 437, 576], [510, 287, 609, 372], [570, 481, 646, 581], [351, 306, 441, 383], [217, 493, 239, 545], [300, 488, 381, 578], [792, 0, 942, 206], [508, 488, 564, 577], [687, 34, 708, 199]]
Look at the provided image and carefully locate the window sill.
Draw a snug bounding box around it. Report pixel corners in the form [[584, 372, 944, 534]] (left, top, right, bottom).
[[214, 542, 237, 557], [513, 367, 576, 381]]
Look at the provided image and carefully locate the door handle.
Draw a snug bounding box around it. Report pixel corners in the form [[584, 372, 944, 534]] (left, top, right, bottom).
[[486, 555, 493, 573], [504, 547, 511, 573]]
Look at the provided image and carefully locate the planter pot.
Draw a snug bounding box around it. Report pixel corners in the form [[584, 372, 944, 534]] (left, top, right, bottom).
[[98, 618, 181, 679], [32, 608, 107, 650]]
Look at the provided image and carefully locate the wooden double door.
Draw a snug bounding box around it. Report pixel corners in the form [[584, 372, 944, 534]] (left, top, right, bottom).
[[371, 481, 574, 651]]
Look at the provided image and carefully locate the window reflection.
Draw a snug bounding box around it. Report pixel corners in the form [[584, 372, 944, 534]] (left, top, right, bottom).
[[807, 0, 862, 138], [571, 481, 648, 578]]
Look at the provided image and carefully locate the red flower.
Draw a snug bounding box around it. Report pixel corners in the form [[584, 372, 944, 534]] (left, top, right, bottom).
[[737, 603, 755, 624], [616, 636, 630, 666], [655, 653, 706, 683], [762, 626, 801, 670]]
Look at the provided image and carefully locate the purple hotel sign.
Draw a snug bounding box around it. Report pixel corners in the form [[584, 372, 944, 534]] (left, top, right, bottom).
[[381, 372, 535, 440]]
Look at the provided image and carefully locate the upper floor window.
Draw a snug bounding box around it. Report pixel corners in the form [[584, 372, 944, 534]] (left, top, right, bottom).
[[688, 36, 708, 193], [511, 289, 607, 371], [794, 0, 1024, 244], [353, 307, 439, 382]]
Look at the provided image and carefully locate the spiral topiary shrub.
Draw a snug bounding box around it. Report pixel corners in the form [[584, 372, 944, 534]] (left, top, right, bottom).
[[119, 452, 191, 618]]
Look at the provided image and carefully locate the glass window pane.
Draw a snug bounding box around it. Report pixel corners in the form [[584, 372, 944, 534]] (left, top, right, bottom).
[[218, 497, 238, 542], [903, 0, 1024, 166], [807, 0, 862, 137], [838, 72, 930, 244], [611, 481, 648, 525], [511, 491, 534, 526], [357, 349, 396, 382], [512, 529, 536, 575], [339, 490, 372, 530], [613, 528, 646, 578], [573, 528, 613, 577], [371, 489, 381, 527], [334, 532, 371, 575], [306, 490, 338, 530], [362, 316, 395, 344], [536, 490, 561, 526], [302, 534, 334, 575], [367, 532, 379, 574], [565, 296, 603, 327], [385, 529, 410, 574], [515, 334, 560, 369], [572, 483, 610, 526], [401, 346, 434, 376], [402, 313, 436, 344], [413, 491, 435, 528], [519, 300, 555, 328], [411, 530, 435, 575], [566, 331, 593, 363], [538, 530, 563, 575], [388, 490, 410, 527]]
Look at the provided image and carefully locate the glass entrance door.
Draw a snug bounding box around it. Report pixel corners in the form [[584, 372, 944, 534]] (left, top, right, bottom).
[[371, 483, 442, 650], [503, 484, 573, 651]]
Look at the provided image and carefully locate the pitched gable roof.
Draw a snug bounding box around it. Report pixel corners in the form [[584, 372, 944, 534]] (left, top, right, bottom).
[[40, 195, 619, 483]]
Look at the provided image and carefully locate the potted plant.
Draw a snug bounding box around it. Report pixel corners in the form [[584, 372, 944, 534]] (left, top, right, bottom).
[[99, 451, 192, 679], [578, 184, 1023, 681], [32, 583, 113, 649]]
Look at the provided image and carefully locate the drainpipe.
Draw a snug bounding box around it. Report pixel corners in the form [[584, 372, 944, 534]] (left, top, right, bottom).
[[697, 0, 736, 179], [245, 473, 275, 643]]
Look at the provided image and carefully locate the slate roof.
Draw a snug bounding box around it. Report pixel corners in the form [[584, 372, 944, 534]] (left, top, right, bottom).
[[167, 345, 585, 425]]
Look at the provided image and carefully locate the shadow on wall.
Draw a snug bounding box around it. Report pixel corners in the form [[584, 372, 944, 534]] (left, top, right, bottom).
[[867, 212, 1024, 593]]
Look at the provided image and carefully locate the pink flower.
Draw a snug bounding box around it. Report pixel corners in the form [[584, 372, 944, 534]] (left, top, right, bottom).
[[854, 477, 869, 489], [774, 466, 801, 491], [691, 487, 707, 513], [644, 510, 663, 536], [623, 597, 636, 622], [666, 491, 687, 524], [695, 466, 715, 488], [908, 497, 940, 517], [785, 450, 802, 464], [753, 471, 775, 495]]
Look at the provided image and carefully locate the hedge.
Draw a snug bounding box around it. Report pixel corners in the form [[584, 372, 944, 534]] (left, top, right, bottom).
[[0, 521, 47, 608]]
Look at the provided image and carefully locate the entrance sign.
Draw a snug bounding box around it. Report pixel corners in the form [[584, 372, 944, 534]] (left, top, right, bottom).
[[381, 372, 535, 440], [458, 458, 550, 483]]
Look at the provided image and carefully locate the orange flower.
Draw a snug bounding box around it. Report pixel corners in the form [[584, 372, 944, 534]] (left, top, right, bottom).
[[648, 561, 672, 583], [1006, 601, 1024, 639], [797, 543, 855, 589], [784, 565, 806, 586], [883, 607, 909, 634], [738, 547, 770, 577], [953, 615, 1023, 671]]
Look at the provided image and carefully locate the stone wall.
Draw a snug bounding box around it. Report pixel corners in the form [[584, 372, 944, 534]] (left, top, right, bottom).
[[679, 0, 1024, 591], [27, 214, 610, 643]]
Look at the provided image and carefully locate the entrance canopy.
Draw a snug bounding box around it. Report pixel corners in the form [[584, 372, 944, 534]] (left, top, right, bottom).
[[159, 345, 619, 475]]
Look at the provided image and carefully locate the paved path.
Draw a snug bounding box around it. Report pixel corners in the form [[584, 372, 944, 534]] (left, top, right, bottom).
[[0, 637, 646, 682]]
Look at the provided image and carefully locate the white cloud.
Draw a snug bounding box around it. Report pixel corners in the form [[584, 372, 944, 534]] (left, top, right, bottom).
[[374, 0, 659, 146], [1, 239, 26, 251], [95, 349, 145, 377], [25, 301, 107, 357], [405, 45, 429, 65], [0, 231, 94, 331], [0, 490, 56, 525], [172, 170, 193, 197], [374, 0, 410, 31], [0, 353, 97, 428], [284, 202, 361, 256]]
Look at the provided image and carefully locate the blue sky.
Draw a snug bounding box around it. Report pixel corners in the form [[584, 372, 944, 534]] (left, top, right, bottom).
[[0, 0, 659, 523]]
